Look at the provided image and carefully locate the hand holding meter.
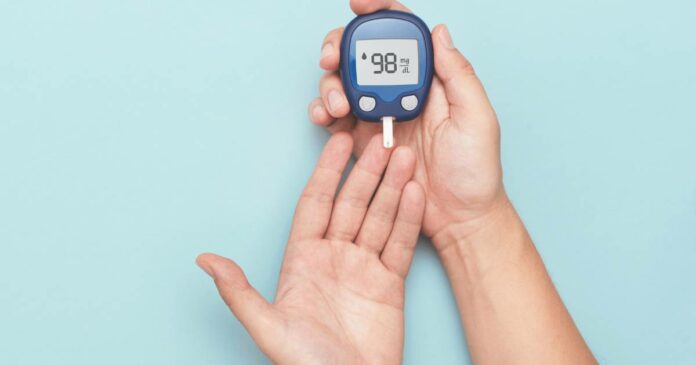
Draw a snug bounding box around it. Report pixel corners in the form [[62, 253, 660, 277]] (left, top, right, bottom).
[[340, 10, 434, 148]]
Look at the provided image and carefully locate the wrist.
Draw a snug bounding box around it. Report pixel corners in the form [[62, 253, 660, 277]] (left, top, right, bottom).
[[431, 193, 515, 251], [431, 195, 531, 283]]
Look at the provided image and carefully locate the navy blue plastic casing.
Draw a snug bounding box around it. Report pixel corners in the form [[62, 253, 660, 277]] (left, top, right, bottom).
[[340, 10, 434, 123]]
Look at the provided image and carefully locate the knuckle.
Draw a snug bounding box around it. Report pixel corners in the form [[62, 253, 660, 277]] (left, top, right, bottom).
[[300, 189, 335, 204], [328, 228, 354, 242], [457, 57, 476, 76], [337, 194, 370, 209], [368, 203, 396, 223]]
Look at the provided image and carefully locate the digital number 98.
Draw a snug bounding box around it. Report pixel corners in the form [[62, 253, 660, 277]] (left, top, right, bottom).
[[371, 53, 397, 74]]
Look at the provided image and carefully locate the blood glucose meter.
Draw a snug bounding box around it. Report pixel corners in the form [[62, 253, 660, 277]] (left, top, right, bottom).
[[340, 10, 434, 148]]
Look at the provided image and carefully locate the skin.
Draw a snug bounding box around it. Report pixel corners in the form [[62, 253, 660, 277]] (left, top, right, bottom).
[[197, 134, 426, 364], [306, 0, 598, 364]]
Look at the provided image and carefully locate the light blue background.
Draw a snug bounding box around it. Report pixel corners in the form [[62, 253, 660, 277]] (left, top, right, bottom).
[[1, 0, 694, 363]]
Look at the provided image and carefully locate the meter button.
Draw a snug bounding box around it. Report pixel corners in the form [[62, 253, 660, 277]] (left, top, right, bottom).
[[359, 96, 376, 112], [401, 95, 418, 111]]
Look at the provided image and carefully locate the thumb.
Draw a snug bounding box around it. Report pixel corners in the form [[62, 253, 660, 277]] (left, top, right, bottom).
[[196, 253, 281, 351], [431, 24, 495, 125], [350, 0, 410, 14]]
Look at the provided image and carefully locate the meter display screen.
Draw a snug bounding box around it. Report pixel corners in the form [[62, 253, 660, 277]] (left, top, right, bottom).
[[356, 39, 419, 86]]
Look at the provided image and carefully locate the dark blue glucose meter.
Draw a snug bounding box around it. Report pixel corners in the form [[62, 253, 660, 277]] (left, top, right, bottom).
[[340, 10, 434, 148]]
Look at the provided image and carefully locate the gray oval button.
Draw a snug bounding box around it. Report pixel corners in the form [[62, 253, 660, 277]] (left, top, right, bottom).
[[359, 96, 376, 112], [401, 95, 418, 111]]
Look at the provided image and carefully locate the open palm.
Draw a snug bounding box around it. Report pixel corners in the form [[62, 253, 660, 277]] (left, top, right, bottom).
[[198, 134, 425, 364], [310, 1, 507, 241]]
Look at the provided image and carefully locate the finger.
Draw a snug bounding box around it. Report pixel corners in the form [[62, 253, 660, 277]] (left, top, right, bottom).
[[355, 146, 416, 254], [290, 133, 353, 242], [350, 0, 411, 14], [196, 253, 282, 352], [320, 72, 351, 119], [323, 4, 411, 70], [308, 97, 333, 126], [308, 98, 357, 134], [421, 76, 451, 127], [431, 24, 496, 126], [320, 27, 344, 71], [326, 134, 391, 242], [351, 121, 383, 155], [380, 181, 425, 278], [327, 116, 357, 135]]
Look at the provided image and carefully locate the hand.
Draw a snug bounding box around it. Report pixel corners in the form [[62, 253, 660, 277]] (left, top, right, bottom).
[[197, 133, 425, 365], [307, 3, 597, 364], [309, 0, 507, 245]]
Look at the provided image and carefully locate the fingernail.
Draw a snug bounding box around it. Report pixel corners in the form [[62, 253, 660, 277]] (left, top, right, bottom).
[[311, 105, 324, 120], [320, 42, 334, 60], [439, 25, 455, 50], [327, 90, 343, 112], [197, 260, 215, 278]]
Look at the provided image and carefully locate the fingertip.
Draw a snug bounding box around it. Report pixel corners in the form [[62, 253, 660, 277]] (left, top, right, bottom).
[[201, 257, 279, 344], [364, 132, 390, 155], [196, 252, 227, 266], [319, 73, 351, 118], [368, 132, 384, 147], [319, 60, 337, 71], [432, 24, 455, 50], [308, 98, 333, 126], [402, 181, 426, 213], [378, 146, 415, 190], [319, 44, 340, 71], [350, 0, 409, 14], [431, 24, 476, 78], [352, 132, 392, 175], [196, 253, 251, 290], [392, 146, 416, 166], [430, 24, 492, 123], [315, 132, 354, 174], [319, 27, 344, 71], [328, 131, 355, 156], [196, 253, 216, 277], [196, 252, 215, 263], [319, 51, 340, 71], [388, 146, 416, 177], [405, 180, 425, 198], [350, 0, 384, 14], [326, 89, 350, 117]]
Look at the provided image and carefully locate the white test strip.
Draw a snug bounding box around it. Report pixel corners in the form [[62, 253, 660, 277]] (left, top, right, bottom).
[[381, 116, 394, 149]]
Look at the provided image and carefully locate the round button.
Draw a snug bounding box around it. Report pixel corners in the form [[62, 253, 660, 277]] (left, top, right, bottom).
[[401, 95, 418, 111], [359, 96, 376, 112]]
